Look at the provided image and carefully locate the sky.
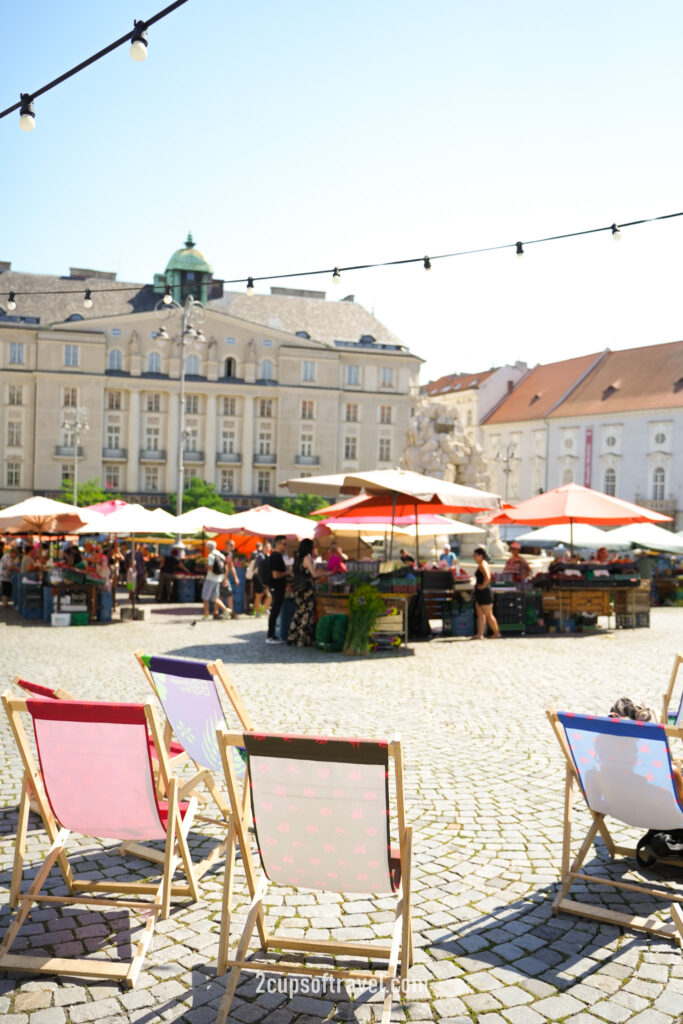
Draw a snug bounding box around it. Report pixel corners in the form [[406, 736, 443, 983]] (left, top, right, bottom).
[[2, 0, 683, 384]]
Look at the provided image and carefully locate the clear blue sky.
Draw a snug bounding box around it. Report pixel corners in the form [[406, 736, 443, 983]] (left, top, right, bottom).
[[3, 0, 683, 383]]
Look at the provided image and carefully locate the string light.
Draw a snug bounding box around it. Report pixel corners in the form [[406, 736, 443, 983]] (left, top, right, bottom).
[[163, 284, 173, 304], [516, 241, 524, 258], [18, 94, 35, 132], [611, 223, 622, 241], [0, 2, 189, 128], [129, 20, 149, 61], [246, 276, 255, 295], [7, 291, 16, 311], [156, 325, 169, 341], [83, 289, 93, 309], [423, 256, 432, 271], [332, 267, 341, 285]]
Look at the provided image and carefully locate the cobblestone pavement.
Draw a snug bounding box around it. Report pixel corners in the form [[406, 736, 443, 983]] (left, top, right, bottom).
[[1, 604, 683, 1024]]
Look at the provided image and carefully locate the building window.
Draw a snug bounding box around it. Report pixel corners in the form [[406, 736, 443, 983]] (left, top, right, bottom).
[[61, 464, 74, 486], [6, 461, 20, 487], [378, 438, 391, 462], [9, 342, 24, 365], [379, 405, 392, 425], [260, 359, 274, 380], [259, 399, 272, 418], [62, 425, 75, 448], [185, 428, 199, 452], [186, 467, 199, 482], [301, 400, 314, 420], [221, 428, 236, 454], [654, 432, 666, 446], [605, 435, 616, 448], [108, 349, 122, 371], [186, 394, 199, 414], [562, 468, 574, 485], [7, 421, 22, 447], [144, 467, 159, 491], [345, 403, 358, 422], [186, 354, 200, 376], [145, 427, 160, 451], [147, 351, 161, 374], [223, 396, 236, 416], [105, 465, 120, 489], [107, 425, 121, 449], [107, 390, 121, 410], [256, 470, 272, 494], [302, 360, 315, 382], [258, 432, 272, 455], [344, 435, 357, 460], [63, 387, 77, 407], [220, 469, 235, 493], [380, 366, 394, 388], [346, 364, 359, 386], [467, 409, 473, 427], [300, 432, 313, 457], [564, 438, 574, 450], [146, 393, 160, 412], [8, 385, 22, 405], [64, 345, 79, 367], [604, 468, 616, 496], [653, 466, 666, 501], [224, 357, 236, 378]]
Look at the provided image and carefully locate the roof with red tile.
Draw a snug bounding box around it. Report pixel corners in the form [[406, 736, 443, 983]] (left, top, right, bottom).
[[546, 340, 683, 417], [484, 352, 606, 424], [422, 368, 497, 396]]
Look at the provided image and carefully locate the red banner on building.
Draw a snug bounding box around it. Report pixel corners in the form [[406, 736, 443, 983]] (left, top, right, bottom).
[[584, 428, 593, 487]]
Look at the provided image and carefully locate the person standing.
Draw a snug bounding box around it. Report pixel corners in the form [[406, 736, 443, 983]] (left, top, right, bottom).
[[248, 541, 271, 617], [266, 535, 289, 644], [503, 540, 532, 583], [156, 546, 190, 603], [202, 540, 231, 620], [220, 539, 240, 618], [288, 539, 327, 647], [472, 546, 501, 639]]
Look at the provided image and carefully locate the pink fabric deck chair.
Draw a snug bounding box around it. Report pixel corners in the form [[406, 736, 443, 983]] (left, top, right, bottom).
[[548, 708, 683, 944], [215, 729, 413, 1024], [0, 691, 199, 987]]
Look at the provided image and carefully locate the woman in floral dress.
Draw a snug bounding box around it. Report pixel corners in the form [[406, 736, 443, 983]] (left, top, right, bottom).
[[287, 539, 326, 647]]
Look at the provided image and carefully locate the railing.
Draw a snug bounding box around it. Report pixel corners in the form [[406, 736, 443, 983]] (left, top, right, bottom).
[[54, 445, 84, 458], [102, 447, 127, 460], [295, 454, 320, 465], [635, 497, 677, 518], [253, 453, 277, 464], [217, 452, 242, 464], [139, 448, 167, 462], [183, 450, 204, 463]]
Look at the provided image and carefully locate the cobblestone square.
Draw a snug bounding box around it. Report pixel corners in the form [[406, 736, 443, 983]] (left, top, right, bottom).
[[1, 606, 682, 1022]]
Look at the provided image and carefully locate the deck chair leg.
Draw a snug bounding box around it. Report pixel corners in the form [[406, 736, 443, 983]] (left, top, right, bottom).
[[401, 826, 413, 980], [217, 818, 236, 975], [161, 778, 179, 919], [381, 884, 405, 1024], [10, 774, 32, 909], [553, 812, 603, 913], [217, 876, 268, 1024], [671, 903, 683, 945], [560, 766, 573, 881], [0, 828, 69, 959]]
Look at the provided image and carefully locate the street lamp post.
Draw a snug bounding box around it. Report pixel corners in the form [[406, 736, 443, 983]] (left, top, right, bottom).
[[495, 442, 516, 502], [60, 406, 89, 505], [155, 294, 207, 522]]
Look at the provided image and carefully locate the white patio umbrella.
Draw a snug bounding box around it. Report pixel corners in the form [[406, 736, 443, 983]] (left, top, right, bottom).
[[95, 505, 177, 609], [204, 504, 316, 540], [0, 496, 89, 534], [281, 468, 501, 511], [513, 523, 609, 548], [603, 522, 683, 554], [174, 506, 239, 534]]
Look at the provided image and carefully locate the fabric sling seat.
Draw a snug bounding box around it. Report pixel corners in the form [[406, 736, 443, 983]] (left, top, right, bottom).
[[215, 729, 413, 1024], [547, 708, 683, 943], [0, 692, 199, 987]]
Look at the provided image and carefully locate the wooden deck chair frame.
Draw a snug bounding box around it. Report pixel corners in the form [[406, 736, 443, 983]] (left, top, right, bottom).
[[547, 707, 683, 944], [661, 652, 683, 724], [0, 691, 200, 987], [215, 728, 414, 1024], [127, 650, 254, 880]]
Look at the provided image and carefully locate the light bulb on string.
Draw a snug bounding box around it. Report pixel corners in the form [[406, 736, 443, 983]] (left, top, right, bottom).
[[246, 277, 255, 295], [163, 285, 173, 305], [332, 267, 341, 285], [156, 325, 169, 343], [7, 291, 16, 311], [611, 223, 622, 241], [423, 256, 432, 271], [83, 289, 93, 309], [516, 241, 524, 258], [129, 20, 148, 61], [19, 94, 35, 132]]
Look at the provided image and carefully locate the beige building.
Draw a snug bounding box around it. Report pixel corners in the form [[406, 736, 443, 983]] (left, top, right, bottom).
[[0, 239, 422, 506]]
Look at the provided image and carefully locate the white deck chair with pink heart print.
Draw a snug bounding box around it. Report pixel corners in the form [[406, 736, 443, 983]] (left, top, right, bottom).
[[215, 729, 414, 1024]]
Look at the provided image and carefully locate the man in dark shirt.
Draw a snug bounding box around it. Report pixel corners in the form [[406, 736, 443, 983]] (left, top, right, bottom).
[[156, 546, 190, 603], [266, 535, 289, 643]]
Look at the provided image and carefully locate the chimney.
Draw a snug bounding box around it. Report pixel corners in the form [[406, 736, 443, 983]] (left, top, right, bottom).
[[0, 261, 11, 273], [507, 380, 514, 394]]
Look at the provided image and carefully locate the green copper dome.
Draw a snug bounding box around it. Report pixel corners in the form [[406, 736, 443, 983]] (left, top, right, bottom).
[[165, 232, 213, 275]]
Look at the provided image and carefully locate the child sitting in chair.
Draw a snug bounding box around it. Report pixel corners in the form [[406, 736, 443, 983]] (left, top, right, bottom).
[[609, 697, 683, 801]]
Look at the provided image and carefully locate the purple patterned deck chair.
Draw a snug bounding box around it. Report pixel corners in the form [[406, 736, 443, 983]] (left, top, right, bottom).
[[661, 652, 683, 724], [214, 729, 414, 1024], [130, 651, 253, 879], [548, 708, 683, 943]]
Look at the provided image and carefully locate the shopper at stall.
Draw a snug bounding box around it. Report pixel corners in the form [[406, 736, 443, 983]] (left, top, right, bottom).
[[248, 541, 271, 617], [266, 535, 290, 643], [288, 539, 327, 647], [472, 546, 501, 639], [123, 544, 145, 600], [0, 544, 19, 607], [156, 546, 191, 603], [201, 540, 231, 619], [440, 544, 456, 568], [503, 540, 532, 583], [327, 542, 348, 575], [220, 539, 240, 618]]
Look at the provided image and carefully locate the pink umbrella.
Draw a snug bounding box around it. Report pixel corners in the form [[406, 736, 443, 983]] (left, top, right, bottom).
[[83, 499, 129, 515], [204, 504, 315, 540]]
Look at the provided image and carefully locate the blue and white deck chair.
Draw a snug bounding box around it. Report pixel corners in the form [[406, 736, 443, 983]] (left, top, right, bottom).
[[126, 650, 254, 880], [661, 652, 683, 724], [547, 708, 683, 944]]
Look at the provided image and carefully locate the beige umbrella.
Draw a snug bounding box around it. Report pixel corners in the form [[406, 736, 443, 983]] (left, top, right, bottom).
[[0, 496, 89, 534]]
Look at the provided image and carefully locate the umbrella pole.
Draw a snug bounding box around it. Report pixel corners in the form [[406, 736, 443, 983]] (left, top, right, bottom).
[[570, 519, 574, 556], [389, 493, 397, 560], [414, 499, 420, 567]]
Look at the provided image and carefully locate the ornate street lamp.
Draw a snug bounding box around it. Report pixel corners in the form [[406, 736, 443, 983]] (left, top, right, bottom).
[[60, 406, 89, 505]]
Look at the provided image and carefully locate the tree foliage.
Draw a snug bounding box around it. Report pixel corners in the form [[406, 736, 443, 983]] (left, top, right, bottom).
[[59, 478, 117, 507], [166, 478, 235, 515], [274, 494, 322, 517]]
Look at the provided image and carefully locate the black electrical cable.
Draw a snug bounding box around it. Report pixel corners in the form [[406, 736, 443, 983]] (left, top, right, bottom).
[[0, 0, 189, 120]]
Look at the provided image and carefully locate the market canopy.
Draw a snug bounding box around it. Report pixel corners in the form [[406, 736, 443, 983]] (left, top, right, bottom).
[[172, 506, 237, 534], [482, 484, 672, 526], [93, 504, 178, 535], [602, 522, 683, 554], [0, 496, 90, 534], [205, 504, 316, 540], [513, 523, 609, 549], [284, 468, 501, 512], [82, 499, 129, 515], [313, 491, 497, 518], [319, 516, 484, 539]]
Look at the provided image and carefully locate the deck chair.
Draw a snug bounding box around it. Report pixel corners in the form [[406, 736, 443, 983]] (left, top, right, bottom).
[[547, 708, 683, 943], [128, 650, 254, 879], [661, 652, 683, 723], [215, 729, 413, 1024], [0, 691, 199, 986]]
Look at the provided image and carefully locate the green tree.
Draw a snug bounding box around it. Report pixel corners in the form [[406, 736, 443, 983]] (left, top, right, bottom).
[[166, 478, 235, 515], [275, 494, 322, 517], [59, 478, 118, 507]]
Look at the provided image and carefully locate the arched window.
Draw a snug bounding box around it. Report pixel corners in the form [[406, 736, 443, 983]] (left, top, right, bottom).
[[108, 348, 122, 371], [604, 468, 616, 496], [224, 357, 236, 378], [186, 354, 200, 376], [653, 466, 666, 501], [562, 468, 573, 485], [260, 358, 274, 380], [147, 351, 161, 374]]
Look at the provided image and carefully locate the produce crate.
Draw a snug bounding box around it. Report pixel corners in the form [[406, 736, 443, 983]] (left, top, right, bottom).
[[22, 607, 43, 621], [51, 612, 71, 627], [71, 611, 89, 626], [615, 612, 650, 629], [499, 622, 525, 635], [449, 610, 474, 636]]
